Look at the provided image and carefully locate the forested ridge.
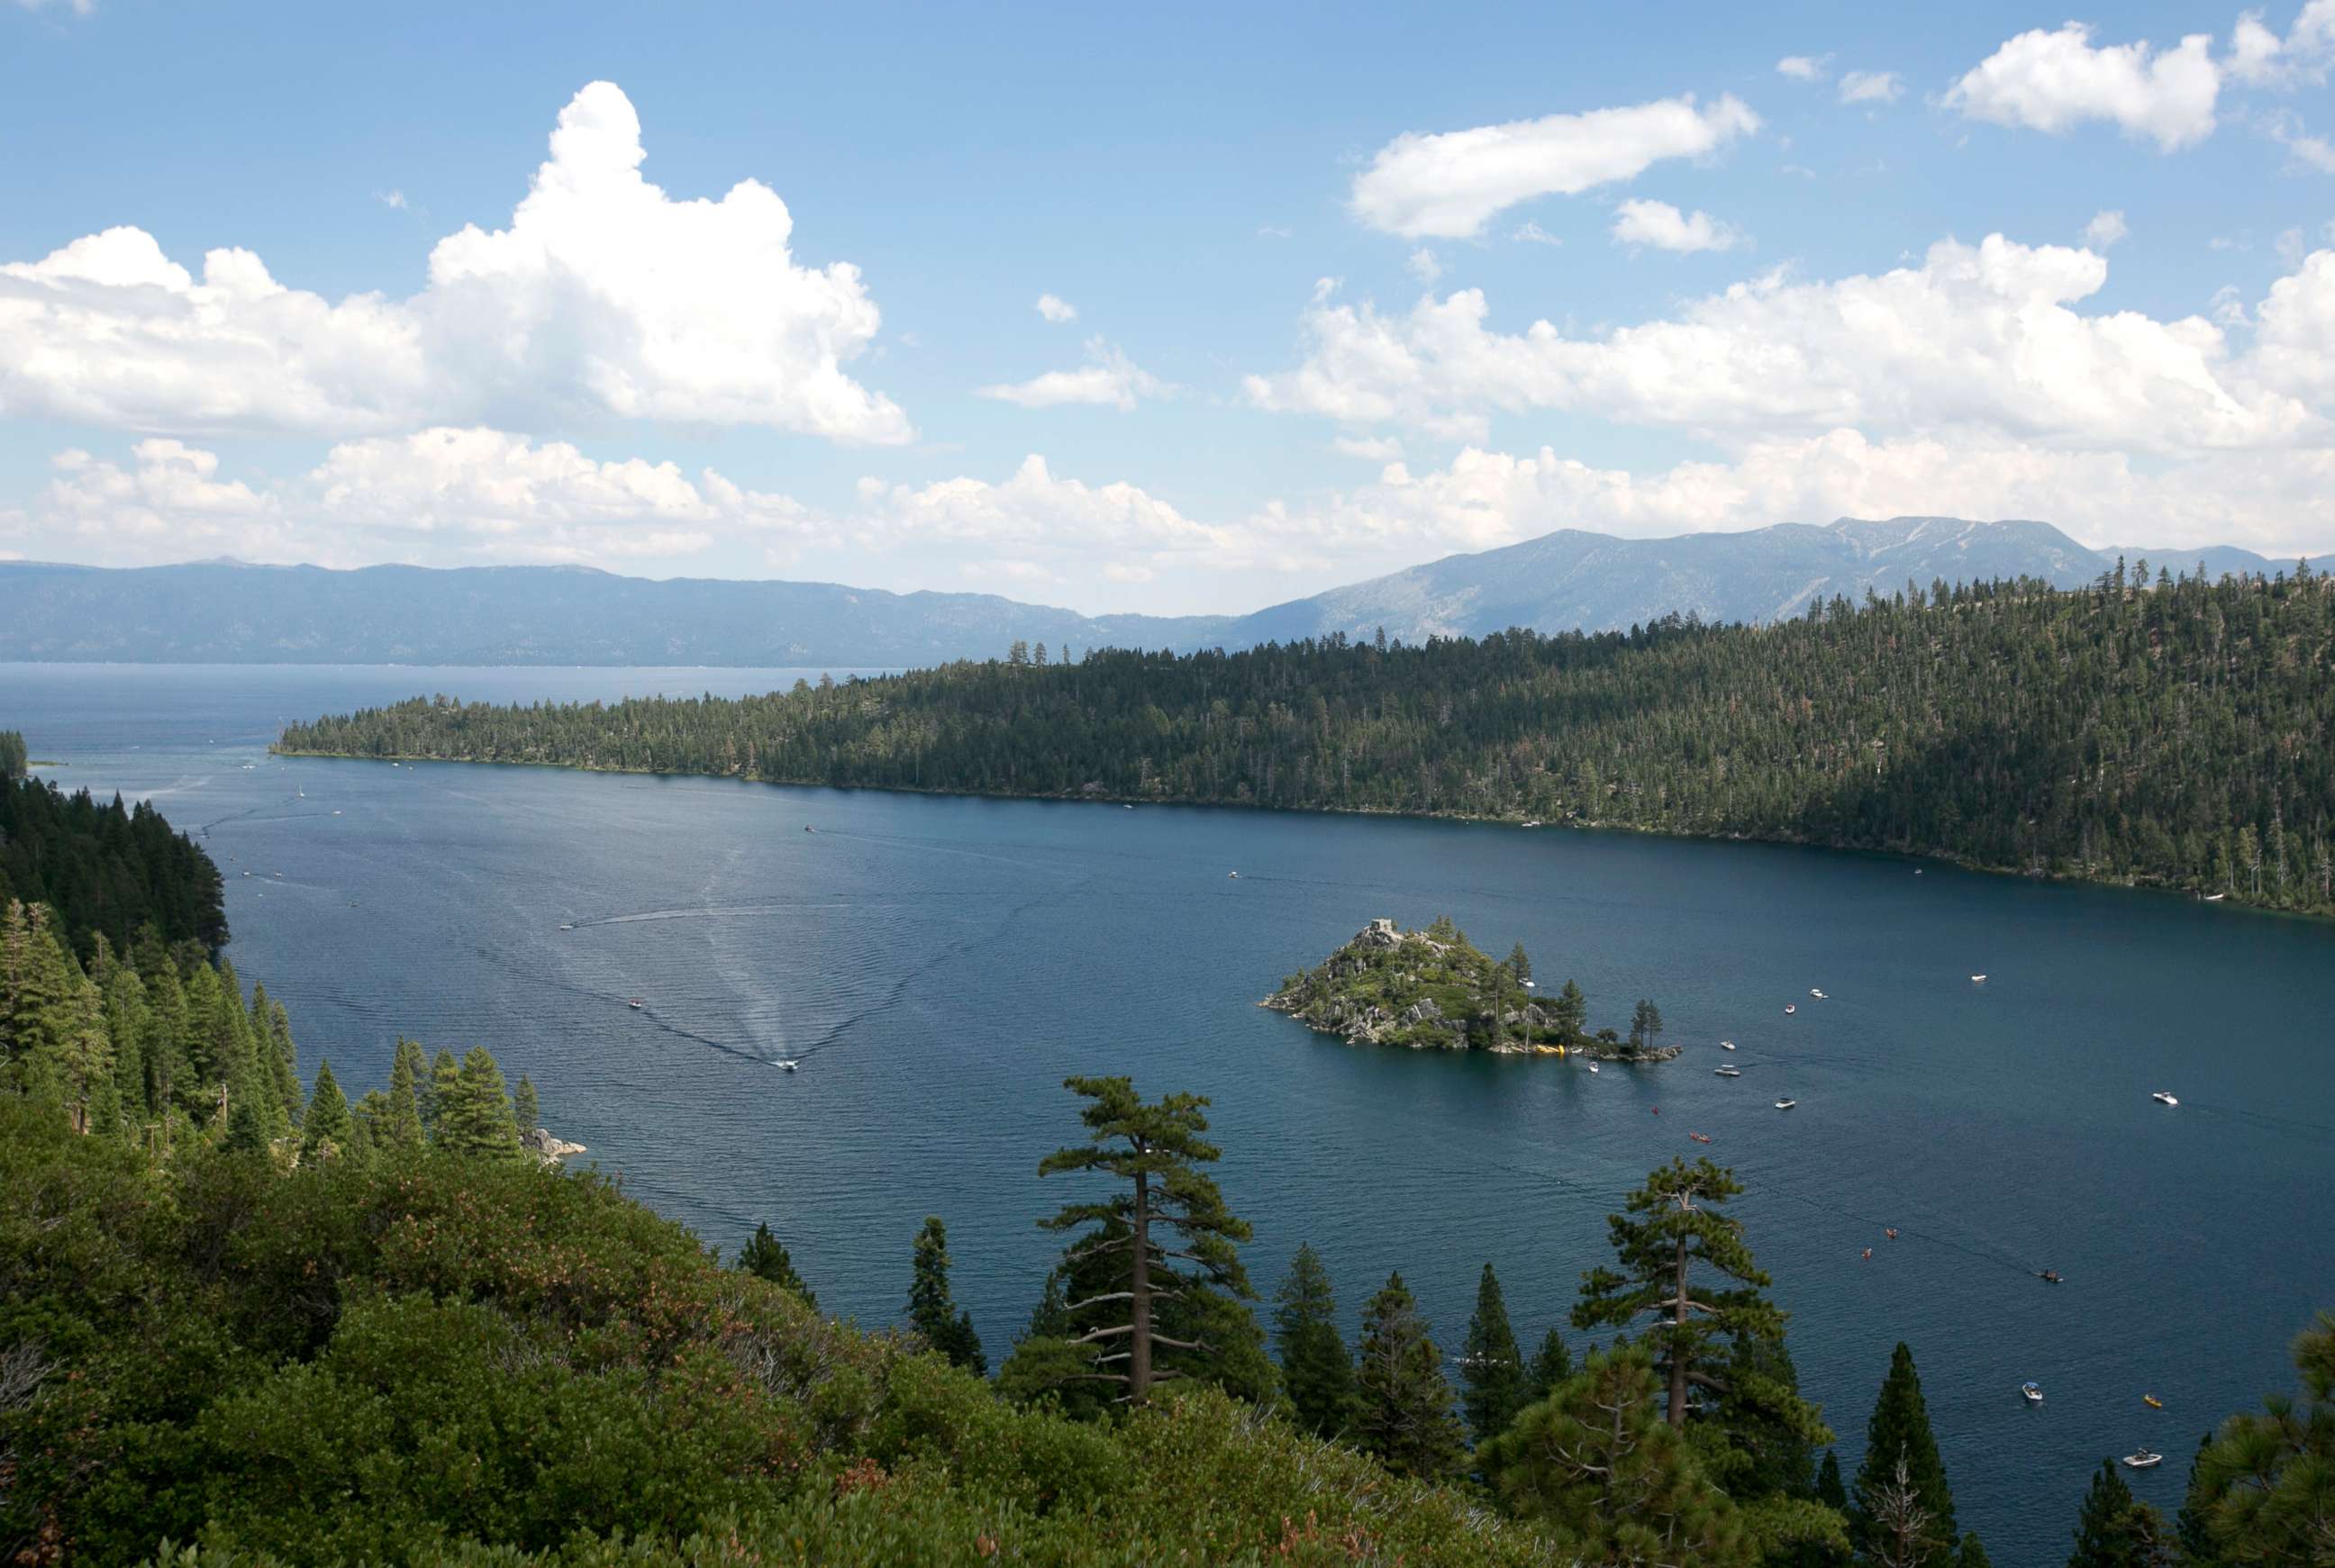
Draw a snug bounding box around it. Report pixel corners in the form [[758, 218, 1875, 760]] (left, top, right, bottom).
[[0, 740, 228, 965], [280, 566, 2335, 916]]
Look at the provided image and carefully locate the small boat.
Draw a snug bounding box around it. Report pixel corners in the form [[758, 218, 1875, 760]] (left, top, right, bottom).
[[1885, 1228, 1899, 1240], [1123, 804, 1133, 810], [1810, 988, 1827, 999], [1585, 1062, 1600, 1074], [1913, 868, 1923, 875], [2121, 1450, 2162, 1470], [804, 825, 814, 833], [1228, 871, 1240, 879], [776, 1059, 800, 1072], [1862, 1247, 1873, 1261], [2143, 1394, 2163, 1409], [2203, 893, 2227, 902], [2038, 1269, 2064, 1284], [2022, 1382, 2045, 1405], [1714, 1066, 1742, 1078], [271, 872, 283, 879], [1970, 974, 1987, 983], [241, 870, 252, 877], [627, 998, 645, 1010], [2152, 1091, 2178, 1106], [1720, 1040, 1737, 1050], [1774, 1097, 1797, 1110], [331, 809, 341, 816], [1521, 820, 1542, 828], [1784, 1003, 1797, 1015], [1689, 1131, 1713, 1144], [559, 923, 574, 931]]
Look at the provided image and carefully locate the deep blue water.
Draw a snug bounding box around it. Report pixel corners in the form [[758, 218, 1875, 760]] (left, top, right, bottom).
[[9, 662, 2333, 1562]]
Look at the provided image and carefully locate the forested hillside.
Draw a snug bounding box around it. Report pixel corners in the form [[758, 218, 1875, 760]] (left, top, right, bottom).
[[0, 762, 228, 964], [281, 566, 2335, 917]]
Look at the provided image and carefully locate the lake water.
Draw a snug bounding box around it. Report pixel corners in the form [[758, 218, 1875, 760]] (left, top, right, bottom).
[[9, 662, 2332, 1561]]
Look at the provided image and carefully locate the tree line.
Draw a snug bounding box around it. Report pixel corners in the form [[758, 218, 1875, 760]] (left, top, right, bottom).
[[278, 565, 2335, 917], [1, 764, 228, 965]]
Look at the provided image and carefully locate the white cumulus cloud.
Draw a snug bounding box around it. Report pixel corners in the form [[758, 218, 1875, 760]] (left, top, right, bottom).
[[2230, 0, 2335, 86], [1838, 70, 1903, 104], [1611, 199, 1741, 253], [1945, 23, 2221, 151], [1776, 55, 1832, 82], [1035, 293, 1078, 323], [1349, 93, 1761, 239], [975, 339, 1168, 410], [2084, 210, 2131, 248], [0, 81, 910, 443]]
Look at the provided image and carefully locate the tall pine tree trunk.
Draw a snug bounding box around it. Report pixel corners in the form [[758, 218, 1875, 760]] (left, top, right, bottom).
[[1131, 1167, 1152, 1403], [1669, 1233, 1690, 1427]]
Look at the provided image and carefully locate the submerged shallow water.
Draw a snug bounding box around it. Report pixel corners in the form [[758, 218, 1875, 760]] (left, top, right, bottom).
[[11, 661, 2333, 1561]]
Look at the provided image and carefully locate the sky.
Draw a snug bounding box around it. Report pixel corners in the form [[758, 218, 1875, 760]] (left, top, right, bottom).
[[4, 1, 2334, 616]]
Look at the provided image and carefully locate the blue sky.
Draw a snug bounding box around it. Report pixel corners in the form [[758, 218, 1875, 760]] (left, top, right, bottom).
[[4, 0, 2331, 613]]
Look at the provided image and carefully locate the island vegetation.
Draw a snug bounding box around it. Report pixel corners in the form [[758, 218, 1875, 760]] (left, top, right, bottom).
[[5, 739, 2329, 1564], [1265, 916, 1677, 1060], [277, 565, 2335, 918]]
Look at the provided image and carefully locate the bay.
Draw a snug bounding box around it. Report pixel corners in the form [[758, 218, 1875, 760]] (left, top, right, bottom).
[[8, 661, 2332, 1562]]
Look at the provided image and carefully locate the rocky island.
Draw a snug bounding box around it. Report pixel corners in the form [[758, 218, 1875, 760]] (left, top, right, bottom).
[[1263, 917, 1681, 1062]]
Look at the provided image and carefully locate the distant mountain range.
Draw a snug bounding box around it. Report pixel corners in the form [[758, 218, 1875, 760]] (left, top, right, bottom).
[[0, 520, 2290, 666]]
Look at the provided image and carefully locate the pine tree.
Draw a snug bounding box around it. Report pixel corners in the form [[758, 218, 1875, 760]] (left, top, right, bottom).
[[1628, 997, 1665, 1051], [424, 1047, 459, 1140], [737, 1221, 815, 1307], [1460, 1261, 1528, 1444], [435, 1046, 521, 1158], [1523, 1324, 1573, 1404], [907, 1216, 986, 1374], [2187, 1310, 2335, 1563], [513, 1074, 541, 1134], [1272, 1243, 1355, 1437], [1550, 979, 1587, 1043], [1851, 1343, 1958, 1563], [1504, 942, 1531, 984], [1575, 1157, 1823, 1445], [2067, 1459, 2172, 1567], [1355, 1271, 1465, 1478], [222, 1071, 272, 1156], [1480, 1344, 1753, 1567], [1958, 1533, 1992, 1567], [2174, 1433, 2217, 1566], [1032, 1075, 1256, 1406], [302, 1059, 352, 1159], [377, 1038, 426, 1150]]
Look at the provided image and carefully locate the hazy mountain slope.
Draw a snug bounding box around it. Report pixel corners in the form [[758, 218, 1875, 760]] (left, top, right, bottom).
[[1222, 518, 2279, 645], [0, 561, 1225, 666], [0, 521, 2287, 666]]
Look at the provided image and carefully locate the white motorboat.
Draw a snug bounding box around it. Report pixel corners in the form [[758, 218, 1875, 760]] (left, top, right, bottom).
[[1720, 1040, 1737, 1050], [1228, 871, 1239, 878], [1970, 974, 1987, 983], [1714, 1066, 1742, 1078], [627, 998, 645, 1010], [1810, 988, 1827, 999], [777, 1059, 800, 1072], [1783, 1003, 1796, 1015], [2152, 1091, 2179, 1106], [1774, 1097, 1797, 1110], [2022, 1382, 2045, 1405], [2121, 1450, 2162, 1470], [1585, 1063, 1600, 1074]]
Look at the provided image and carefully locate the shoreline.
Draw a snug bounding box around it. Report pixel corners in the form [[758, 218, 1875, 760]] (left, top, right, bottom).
[[268, 744, 2317, 921]]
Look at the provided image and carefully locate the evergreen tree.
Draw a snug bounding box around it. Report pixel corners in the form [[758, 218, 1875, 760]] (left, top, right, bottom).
[[1272, 1243, 1355, 1437], [1481, 1344, 1753, 1567], [513, 1074, 541, 1133], [2067, 1459, 2172, 1567], [1460, 1261, 1528, 1444], [2174, 1433, 2217, 1567], [1023, 1266, 1071, 1342], [1031, 1076, 1257, 1406], [1550, 979, 1588, 1042], [423, 1047, 459, 1139], [2187, 1310, 2335, 1563], [736, 1221, 815, 1307], [1958, 1533, 1992, 1567], [435, 1047, 521, 1158], [1523, 1324, 1574, 1404], [1504, 942, 1531, 984], [1576, 1157, 1823, 1444], [1628, 997, 1665, 1051], [1814, 1448, 1846, 1514], [1851, 1343, 1958, 1564], [377, 1038, 426, 1150], [222, 1074, 272, 1156], [301, 1059, 352, 1159], [907, 1216, 986, 1374], [1354, 1271, 1465, 1478]]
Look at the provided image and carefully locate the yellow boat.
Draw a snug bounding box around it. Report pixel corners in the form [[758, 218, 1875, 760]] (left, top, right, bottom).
[[2143, 1393, 2164, 1409]]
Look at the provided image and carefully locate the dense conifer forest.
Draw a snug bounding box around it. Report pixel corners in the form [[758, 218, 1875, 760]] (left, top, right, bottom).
[[2, 772, 2329, 1563], [278, 567, 2335, 917], [0, 756, 228, 965]]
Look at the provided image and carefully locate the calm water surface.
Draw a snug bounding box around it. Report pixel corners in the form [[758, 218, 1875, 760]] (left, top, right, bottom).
[[10, 662, 2333, 1562]]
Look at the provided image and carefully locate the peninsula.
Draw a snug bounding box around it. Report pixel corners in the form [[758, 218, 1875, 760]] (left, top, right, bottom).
[[1263, 917, 1680, 1061]]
